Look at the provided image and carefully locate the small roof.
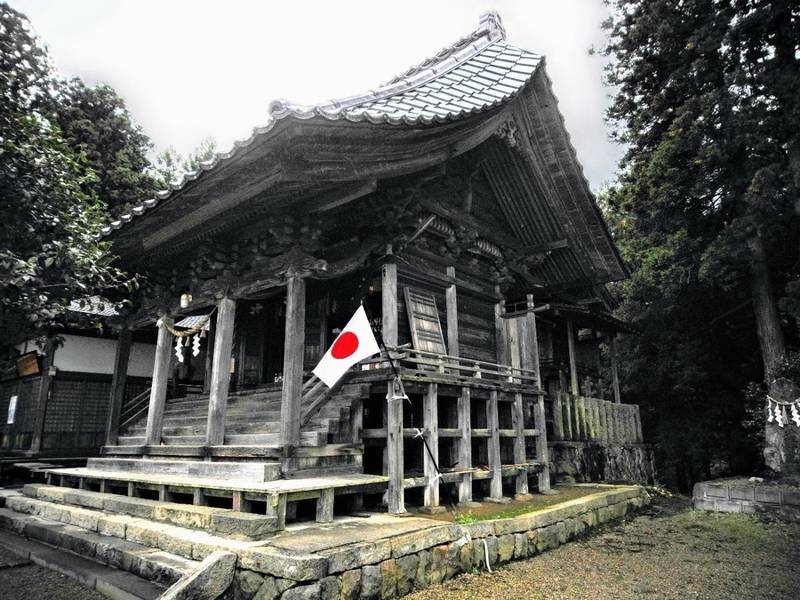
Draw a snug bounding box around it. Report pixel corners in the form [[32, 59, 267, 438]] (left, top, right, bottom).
[[533, 302, 636, 335]]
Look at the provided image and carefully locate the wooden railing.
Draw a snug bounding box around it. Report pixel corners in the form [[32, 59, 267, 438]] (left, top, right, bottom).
[[358, 345, 540, 392], [119, 387, 152, 432], [549, 392, 643, 445]]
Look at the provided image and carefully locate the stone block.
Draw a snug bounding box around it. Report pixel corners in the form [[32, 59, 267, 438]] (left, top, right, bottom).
[[318, 576, 339, 600], [379, 559, 397, 599], [729, 486, 755, 501], [465, 521, 494, 539], [390, 525, 460, 558], [97, 514, 128, 539], [64, 489, 105, 510], [713, 500, 744, 513], [36, 486, 67, 504], [526, 530, 537, 557], [692, 498, 716, 511], [253, 576, 281, 600], [395, 555, 418, 597], [281, 583, 320, 600], [161, 550, 236, 600], [155, 504, 214, 530], [458, 542, 474, 572], [497, 534, 515, 562], [211, 513, 276, 540], [783, 490, 800, 506], [22, 484, 49, 499], [704, 484, 730, 499], [324, 541, 391, 574], [754, 487, 782, 504], [126, 520, 161, 548], [59, 525, 99, 557], [445, 542, 461, 580], [360, 564, 381, 600], [513, 533, 528, 559], [414, 551, 430, 590], [65, 506, 101, 531], [340, 569, 361, 600], [429, 545, 448, 586], [493, 515, 535, 536], [104, 496, 157, 519], [239, 548, 328, 582], [234, 569, 265, 600]]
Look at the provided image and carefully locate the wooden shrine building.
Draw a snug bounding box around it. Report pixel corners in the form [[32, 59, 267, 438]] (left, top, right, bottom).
[[44, 12, 645, 528]]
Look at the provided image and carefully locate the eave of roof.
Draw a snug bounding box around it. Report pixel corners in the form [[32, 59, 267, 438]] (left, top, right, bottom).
[[101, 11, 540, 238]]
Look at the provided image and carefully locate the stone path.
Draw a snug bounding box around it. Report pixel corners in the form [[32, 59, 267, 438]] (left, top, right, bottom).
[[405, 496, 800, 600], [0, 546, 105, 600]]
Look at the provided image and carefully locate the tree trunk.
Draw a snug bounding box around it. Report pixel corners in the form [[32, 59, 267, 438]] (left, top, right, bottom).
[[749, 233, 787, 474]]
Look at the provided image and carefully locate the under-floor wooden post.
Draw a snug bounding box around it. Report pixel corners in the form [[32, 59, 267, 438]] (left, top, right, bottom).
[[533, 393, 551, 493], [423, 383, 440, 509], [280, 275, 306, 461], [206, 297, 236, 446], [386, 380, 405, 514], [566, 320, 579, 396], [457, 387, 474, 505], [29, 339, 56, 454], [145, 316, 173, 446], [487, 390, 503, 500], [105, 327, 132, 447], [512, 392, 528, 497], [316, 489, 335, 523]]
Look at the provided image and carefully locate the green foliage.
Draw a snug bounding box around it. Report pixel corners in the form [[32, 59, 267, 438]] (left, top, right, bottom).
[[0, 3, 135, 358], [154, 137, 217, 188], [453, 511, 477, 525], [44, 78, 160, 217], [600, 0, 800, 489]]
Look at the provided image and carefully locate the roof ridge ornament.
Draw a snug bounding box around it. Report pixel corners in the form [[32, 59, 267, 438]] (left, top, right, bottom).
[[478, 10, 506, 40]]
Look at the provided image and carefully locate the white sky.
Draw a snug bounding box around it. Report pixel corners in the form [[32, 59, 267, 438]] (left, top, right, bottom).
[[11, 0, 622, 190]]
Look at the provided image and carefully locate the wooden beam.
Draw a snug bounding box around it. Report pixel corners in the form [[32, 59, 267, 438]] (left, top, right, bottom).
[[610, 334, 621, 404], [566, 320, 579, 396], [206, 297, 236, 446], [105, 328, 132, 446], [521, 239, 569, 255], [423, 383, 440, 509], [387, 380, 405, 514], [487, 390, 503, 500], [280, 275, 306, 454], [29, 340, 56, 454], [445, 266, 459, 357], [203, 315, 216, 394], [145, 316, 173, 446], [457, 387, 474, 505], [382, 252, 398, 347]]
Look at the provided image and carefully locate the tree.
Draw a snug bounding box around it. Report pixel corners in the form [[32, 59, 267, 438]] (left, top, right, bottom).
[[44, 78, 160, 217], [154, 137, 217, 188], [0, 3, 134, 361], [601, 0, 800, 478]]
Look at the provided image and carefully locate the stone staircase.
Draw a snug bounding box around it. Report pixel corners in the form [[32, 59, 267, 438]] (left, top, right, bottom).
[[113, 382, 368, 450]]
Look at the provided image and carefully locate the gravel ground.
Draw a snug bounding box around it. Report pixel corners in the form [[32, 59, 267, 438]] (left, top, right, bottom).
[[0, 546, 105, 600], [407, 495, 800, 600]]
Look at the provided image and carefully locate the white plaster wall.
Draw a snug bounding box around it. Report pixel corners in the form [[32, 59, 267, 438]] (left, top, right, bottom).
[[50, 334, 155, 378]]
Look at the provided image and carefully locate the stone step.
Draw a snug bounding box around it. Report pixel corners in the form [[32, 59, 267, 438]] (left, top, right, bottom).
[[20, 484, 277, 540], [0, 496, 199, 589], [117, 431, 327, 447], [0, 527, 167, 600], [86, 458, 282, 482]]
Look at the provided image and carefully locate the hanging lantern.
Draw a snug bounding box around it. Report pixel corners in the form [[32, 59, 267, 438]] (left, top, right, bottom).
[[180, 293, 193, 309]]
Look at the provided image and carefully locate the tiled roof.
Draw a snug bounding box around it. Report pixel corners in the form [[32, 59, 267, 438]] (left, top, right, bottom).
[[174, 315, 210, 330], [102, 11, 541, 237], [68, 297, 119, 317]]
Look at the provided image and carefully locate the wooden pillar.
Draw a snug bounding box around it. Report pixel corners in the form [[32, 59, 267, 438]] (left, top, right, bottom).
[[566, 320, 579, 396], [494, 296, 508, 365], [105, 327, 132, 446], [486, 390, 503, 500], [280, 276, 306, 453], [382, 251, 398, 347], [512, 392, 528, 497], [29, 339, 56, 454], [551, 393, 564, 441], [457, 387, 474, 505], [203, 315, 216, 394], [386, 379, 405, 514], [423, 383, 440, 510], [445, 266, 459, 357], [145, 316, 173, 446], [206, 297, 236, 446], [610, 334, 622, 404]]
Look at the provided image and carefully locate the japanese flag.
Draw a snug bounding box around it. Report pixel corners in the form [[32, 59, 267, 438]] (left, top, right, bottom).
[[313, 305, 380, 387]]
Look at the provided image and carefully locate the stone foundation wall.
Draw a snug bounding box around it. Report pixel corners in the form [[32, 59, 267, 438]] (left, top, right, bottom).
[[226, 486, 650, 600], [693, 479, 800, 520], [549, 442, 655, 484]]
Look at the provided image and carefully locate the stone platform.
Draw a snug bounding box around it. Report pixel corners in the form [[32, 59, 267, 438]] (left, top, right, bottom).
[[693, 478, 800, 520], [0, 483, 649, 599]]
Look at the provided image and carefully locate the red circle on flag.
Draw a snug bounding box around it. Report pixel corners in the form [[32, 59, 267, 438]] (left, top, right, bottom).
[[331, 332, 359, 359]]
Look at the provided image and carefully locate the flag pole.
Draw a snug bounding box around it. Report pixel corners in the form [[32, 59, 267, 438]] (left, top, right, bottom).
[[360, 300, 405, 399]]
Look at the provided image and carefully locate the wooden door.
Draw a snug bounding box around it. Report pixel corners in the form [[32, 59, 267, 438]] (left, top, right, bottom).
[[404, 287, 448, 355]]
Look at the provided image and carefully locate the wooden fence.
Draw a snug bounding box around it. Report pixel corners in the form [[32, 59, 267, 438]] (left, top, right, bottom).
[[549, 392, 642, 445]]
